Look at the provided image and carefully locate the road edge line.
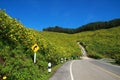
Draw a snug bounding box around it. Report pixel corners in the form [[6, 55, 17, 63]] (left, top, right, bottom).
[[70, 60, 74, 80]]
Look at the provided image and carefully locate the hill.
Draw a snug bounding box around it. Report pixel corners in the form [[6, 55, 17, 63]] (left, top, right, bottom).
[[0, 10, 81, 80], [43, 18, 120, 34], [42, 26, 120, 63], [0, 10, 120, 80], [73, 27, 120, 61]]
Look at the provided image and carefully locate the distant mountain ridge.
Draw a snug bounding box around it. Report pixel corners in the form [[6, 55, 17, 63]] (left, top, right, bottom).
[[43, 18, 120, 34]]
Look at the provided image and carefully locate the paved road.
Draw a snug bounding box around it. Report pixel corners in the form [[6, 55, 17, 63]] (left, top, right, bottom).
[[72, 59, 120, 80], [49, 59, 120, 80], [49, 61, 71, 80], [49, 43, 120, 80]]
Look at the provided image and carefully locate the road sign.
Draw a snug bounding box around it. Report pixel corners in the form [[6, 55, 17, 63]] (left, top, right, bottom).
[[31, 43, 40, 53]]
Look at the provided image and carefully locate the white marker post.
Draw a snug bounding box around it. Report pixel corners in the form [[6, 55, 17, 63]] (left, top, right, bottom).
[[34, 53, 36, 63], [61, 58, 63, 63], [48, 62, 52, 73], [65, 57, 66, 62]]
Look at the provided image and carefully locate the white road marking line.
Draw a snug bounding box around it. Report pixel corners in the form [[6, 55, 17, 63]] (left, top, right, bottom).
[[70, 60, 74, 80]]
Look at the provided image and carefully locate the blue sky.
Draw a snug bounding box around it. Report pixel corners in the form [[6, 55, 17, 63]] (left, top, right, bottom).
[[0, 0, 120, 31]]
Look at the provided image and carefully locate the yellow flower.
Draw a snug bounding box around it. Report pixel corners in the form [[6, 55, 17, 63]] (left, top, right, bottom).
[[3, 75, 7, 80]]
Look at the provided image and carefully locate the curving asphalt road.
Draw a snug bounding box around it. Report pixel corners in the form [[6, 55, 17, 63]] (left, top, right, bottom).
[[49, 59, 120, 80], [49, 43, 120, 80], [72, 59, 120, 80]]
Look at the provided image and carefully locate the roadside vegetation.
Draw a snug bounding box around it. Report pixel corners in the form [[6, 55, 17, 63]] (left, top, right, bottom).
[[0, 10, 120, 79], [73, 27, 120, 63], [0, 10, 81, 80]]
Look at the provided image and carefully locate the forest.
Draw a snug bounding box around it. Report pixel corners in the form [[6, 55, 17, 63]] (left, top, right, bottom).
[[43, 18, 120, 34]]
